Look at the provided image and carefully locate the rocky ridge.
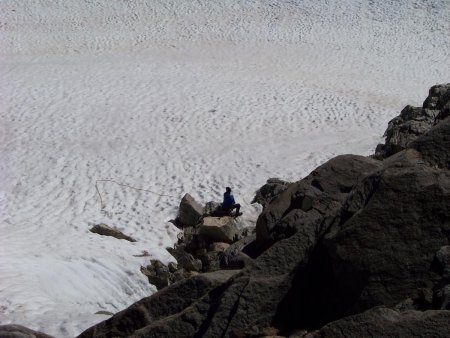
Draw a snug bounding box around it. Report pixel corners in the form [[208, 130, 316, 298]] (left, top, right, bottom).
[[76, 83, 449, 337]]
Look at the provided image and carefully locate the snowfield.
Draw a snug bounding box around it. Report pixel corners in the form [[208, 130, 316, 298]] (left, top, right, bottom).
[[1, 0, 449, 336]]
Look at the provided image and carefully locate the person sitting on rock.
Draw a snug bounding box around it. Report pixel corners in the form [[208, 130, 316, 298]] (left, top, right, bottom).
[[222, 187, 241, 216]]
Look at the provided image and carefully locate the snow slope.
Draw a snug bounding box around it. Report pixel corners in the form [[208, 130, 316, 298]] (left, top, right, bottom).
[[1, 0, 449, 336]]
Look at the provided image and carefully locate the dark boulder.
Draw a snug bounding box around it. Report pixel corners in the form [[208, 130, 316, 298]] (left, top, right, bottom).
[[275, 162, 450, 330], [423, 83, 450, 110], [220, 234, 256, 269], [375, 83, 450, 159], [410, 116, 450, 169], [140, 260, 171, 290], [177, 194, 204, 228], [167, 246, 203, 272], [435, 246, 450, 278], [0, 325, 54, 338], [198, 216, 239, 244], [305, 307, 450, 338], [252, 178, 290, 210], [374, 105, 439, 158], [78, 270, 240, 338], [432, 245, 450, 310], [90, 224, 136, 242], [203, 201, 227, 217], [255, 155, 382, 243]]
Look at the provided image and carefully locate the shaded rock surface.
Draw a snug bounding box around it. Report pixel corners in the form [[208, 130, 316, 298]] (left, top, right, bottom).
[[220, 234, 256, 269], [89, 224, 136, 242], [198, 216, 239, 244], [410, 116, 450, 169], [0, 325, 54, 338], [78, 270, 239, 337], [141, 204, 253, 290], [275, 159, 450, 330], [167, 246, 203, 272], [140, 259, 200, 291], [435, 246, 450, 278], [251, 178, 290, 210], [255, 154, 382, 243], [176, 193, 204, 227], [433, 245, 450, 310], [305, 307, 450, 338], [203, 201, 222, 216], [375, 83, 450, 159], [79, 84, 450, 338]]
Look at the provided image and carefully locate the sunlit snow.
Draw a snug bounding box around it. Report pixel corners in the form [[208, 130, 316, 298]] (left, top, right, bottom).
[[1, 0, 449, 336]]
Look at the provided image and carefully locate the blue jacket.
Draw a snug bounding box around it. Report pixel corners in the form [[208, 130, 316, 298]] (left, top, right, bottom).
[[223, 192, 235, 208]]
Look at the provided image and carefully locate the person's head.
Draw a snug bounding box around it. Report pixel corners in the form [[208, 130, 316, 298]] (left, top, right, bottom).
[[226, 187, 231, 193]]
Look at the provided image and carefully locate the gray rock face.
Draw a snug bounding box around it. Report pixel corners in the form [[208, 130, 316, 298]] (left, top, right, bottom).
[[375, 83, 450, 158], [177, 193, 204, 227], [410, 116, 450, 169], [305, 307, 450, 338], [78, 270, 240, 338], [252, 178, 290, 210], [268, 132, 449, 329], [140, 260, 171, 290], [436, 286, 450, 310], [435, 246, 450, 278], [220, 234, 256, 269], [203, 201, 223, 217], [433, 246, 450, 310], [198, 216, 239, 244], [255, 155, 382, 242], [208, 242, 230, 252], [141, 257, 202, 291], [89, 224, 136, 242], [167, 246, 203, 272], [0, 325, 54, 338], [376, 105, 439, 156], [423, 83, 450, 110], [286, 162, 450, 327]]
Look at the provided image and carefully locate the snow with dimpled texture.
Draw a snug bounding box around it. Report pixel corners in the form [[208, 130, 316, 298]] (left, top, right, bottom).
[[0, 0, 449, 336]]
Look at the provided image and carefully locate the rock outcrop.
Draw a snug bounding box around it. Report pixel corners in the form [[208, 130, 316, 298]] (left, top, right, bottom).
[[304, 307, 450, 338], [78, 270, 240, 338], [0, 325, 54, 338], [78, 84, 450, 338], [141, 197, 250, 290], [89, 224, 136, 242], [375, 83, 450, 159], [176, 193, 205, 227], [255, 154, 382, 243], [140, 260, 199, 291], [198, 216, 239, 244], [251, 178, 290, 210]]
